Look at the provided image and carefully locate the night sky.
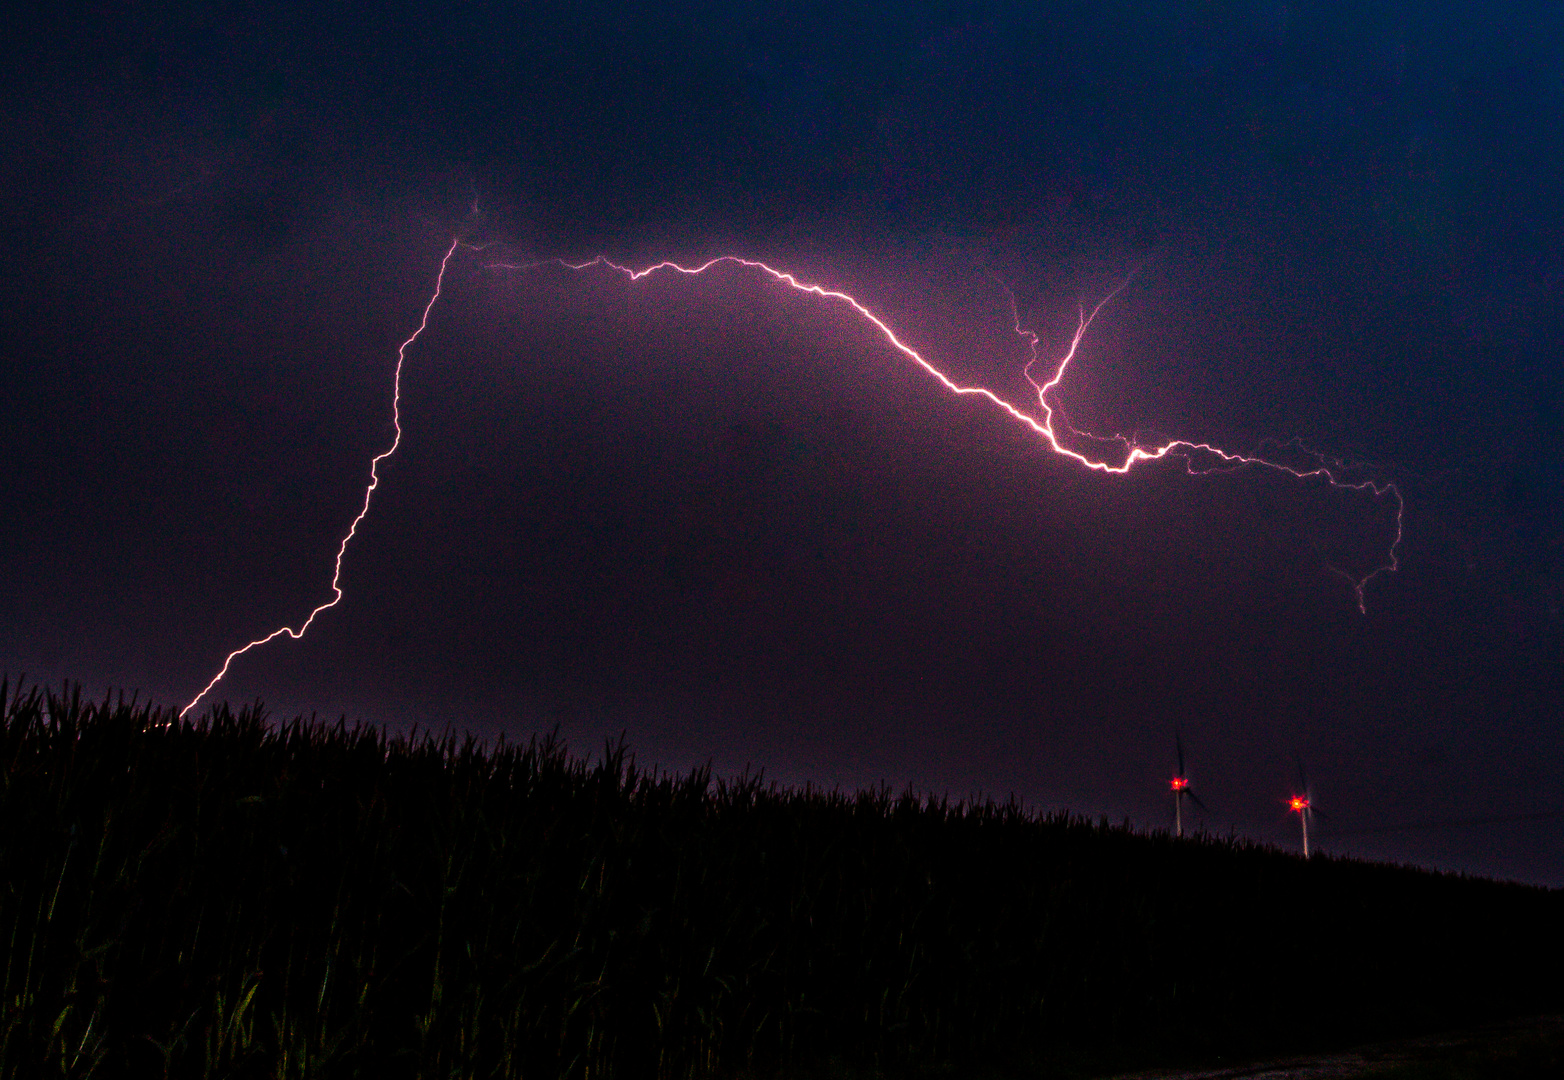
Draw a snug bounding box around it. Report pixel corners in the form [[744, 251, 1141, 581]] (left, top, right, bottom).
[[3, 2, 1562, 883]]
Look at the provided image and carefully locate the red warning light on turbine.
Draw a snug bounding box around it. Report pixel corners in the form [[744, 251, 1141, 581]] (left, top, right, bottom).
[[1289, 796, 1310, 813], [1170, 777, 1189, 791]]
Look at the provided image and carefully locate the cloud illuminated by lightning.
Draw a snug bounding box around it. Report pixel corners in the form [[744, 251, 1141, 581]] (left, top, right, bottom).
[[181, 241, 1403, 718]]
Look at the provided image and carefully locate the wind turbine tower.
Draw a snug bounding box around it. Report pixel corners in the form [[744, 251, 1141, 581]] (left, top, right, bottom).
[[1170, 733, 1207, 838], [1289, 793, 1312, 857], [1289, 759, 1323, 857]]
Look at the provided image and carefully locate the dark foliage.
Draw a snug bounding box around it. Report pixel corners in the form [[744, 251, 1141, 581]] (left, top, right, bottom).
[[1, 678, 1559, 1078]]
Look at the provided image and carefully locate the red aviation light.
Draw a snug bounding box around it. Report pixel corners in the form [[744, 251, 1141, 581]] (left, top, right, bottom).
[[1289, 796, 1310, 813], [1170, 777, 1189, 791]]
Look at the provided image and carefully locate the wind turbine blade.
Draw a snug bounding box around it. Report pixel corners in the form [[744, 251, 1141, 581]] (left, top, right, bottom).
[[1176, 730, 1186, 776], [1187, 790, 1209, 813]]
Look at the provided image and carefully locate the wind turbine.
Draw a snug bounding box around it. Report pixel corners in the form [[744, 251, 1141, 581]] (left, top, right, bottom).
[[1288, 758, 1324, 857], [1169, 732, 1207, 838]]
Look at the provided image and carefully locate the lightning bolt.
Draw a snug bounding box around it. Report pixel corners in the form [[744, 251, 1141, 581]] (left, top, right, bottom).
[[523, 254, 1403, 611], [182, 241, 1403, 718], [180, 237, 464, 718]]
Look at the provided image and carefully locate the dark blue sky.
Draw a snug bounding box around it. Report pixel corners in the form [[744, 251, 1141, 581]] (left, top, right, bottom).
[[2, 1, 1562, 882]]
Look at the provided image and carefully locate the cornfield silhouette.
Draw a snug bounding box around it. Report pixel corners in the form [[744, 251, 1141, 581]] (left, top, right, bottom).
[[1, 678, 1559, 1078]]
